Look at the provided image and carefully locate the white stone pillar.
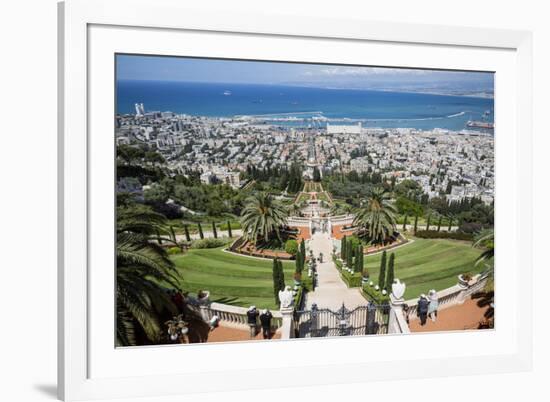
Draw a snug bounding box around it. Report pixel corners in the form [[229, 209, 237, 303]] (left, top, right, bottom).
[[388, 280, 410, 334], [456, 276, 470, 304], [279, 307, 295, 340]]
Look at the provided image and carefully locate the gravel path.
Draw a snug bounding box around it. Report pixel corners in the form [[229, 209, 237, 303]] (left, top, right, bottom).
[[304, 231, 367, 310]]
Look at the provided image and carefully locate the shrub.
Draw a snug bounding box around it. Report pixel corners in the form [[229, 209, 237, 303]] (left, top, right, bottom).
[[415, 230, 473, 241], [191, 237, 228, 249], [285, 239, 298, 256], [167, 246, 181, 255], [458, 222, 484, 234], [340, 269, 362, 288], [362, 284, 390, 304]]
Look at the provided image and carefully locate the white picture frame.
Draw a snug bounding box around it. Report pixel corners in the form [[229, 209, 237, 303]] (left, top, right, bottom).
[[58, 0, 533, 400]]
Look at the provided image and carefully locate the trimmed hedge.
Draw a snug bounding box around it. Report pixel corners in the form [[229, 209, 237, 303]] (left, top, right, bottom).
[[414, 230, 474, 241], [362, 284, 390, 304], [333, 255, 362, 287], [191, 238, 230, 249], [340, 270, 363, 288]]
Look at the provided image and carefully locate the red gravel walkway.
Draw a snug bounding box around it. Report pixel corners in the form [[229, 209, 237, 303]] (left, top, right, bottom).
[[206, 326, 281, 343], [408, 299, 490, 332]]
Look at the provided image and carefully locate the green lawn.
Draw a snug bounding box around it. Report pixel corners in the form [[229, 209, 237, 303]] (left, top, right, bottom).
[[364, 237, 485, 300], [171, 248, 295, 309]]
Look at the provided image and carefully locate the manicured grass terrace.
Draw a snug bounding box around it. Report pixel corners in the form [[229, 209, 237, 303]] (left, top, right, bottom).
[[363, 237, 484, 300], [172, 247, 295, 310]]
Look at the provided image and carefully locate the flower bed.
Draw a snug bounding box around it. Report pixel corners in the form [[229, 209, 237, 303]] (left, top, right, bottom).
[[228, 237, 294, 260]]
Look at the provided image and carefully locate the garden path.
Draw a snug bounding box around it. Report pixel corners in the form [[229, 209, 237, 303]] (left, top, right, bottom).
[[304, 231, 366, 310]]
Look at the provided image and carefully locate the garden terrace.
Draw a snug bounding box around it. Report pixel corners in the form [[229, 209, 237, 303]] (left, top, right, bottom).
[[363, 237, 485, 300], [171, 247, 295, 310]]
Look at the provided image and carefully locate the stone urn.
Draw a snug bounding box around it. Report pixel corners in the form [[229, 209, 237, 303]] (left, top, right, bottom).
[[458, 274, 473, 288], [391, 279, 406, 300], [197, 290, 210, 305]]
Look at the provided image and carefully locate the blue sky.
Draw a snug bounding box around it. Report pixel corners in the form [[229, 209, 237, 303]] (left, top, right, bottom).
[[116, 54, 494, 94]]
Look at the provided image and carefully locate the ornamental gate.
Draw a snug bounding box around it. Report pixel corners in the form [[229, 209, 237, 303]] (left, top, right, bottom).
[[294, 303, 390, 338]]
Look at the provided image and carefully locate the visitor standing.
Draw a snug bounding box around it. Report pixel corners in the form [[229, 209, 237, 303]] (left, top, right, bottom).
[[247, 306, 259, 338], [259, 309, 273, 339], [428, 289, 439, 322], [417, 294, 429, 326]]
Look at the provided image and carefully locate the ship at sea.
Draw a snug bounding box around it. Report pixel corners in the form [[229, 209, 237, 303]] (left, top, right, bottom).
[[223, 90, 232, 96], [466, 120, 494, 129]]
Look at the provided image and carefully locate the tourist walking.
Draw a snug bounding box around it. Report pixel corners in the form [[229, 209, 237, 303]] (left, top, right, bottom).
[[259, 309, 273, 339], [428, 289, 439, 322], [417, 294, 430, 326], [246, 306, 259, 338]]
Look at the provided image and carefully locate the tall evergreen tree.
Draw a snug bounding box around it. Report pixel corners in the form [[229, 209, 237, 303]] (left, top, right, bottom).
[[295, 249, 303, 274], [300, 239, 306, 264], [437, 216, 442, 232], [355, 243, 363, 273], [183, 224, 191, 242], [347, 242, 354, 269], [198, 222, 204, 239], [278, 259, 285, 295], [386, 253, 395, 292], [403, 214, 408, 231], [378, 250, 387, 290], [341, 236, 347, 260], [211, 221, 218, 238], [227, 220, 232, 237], [273, 258, 281, 306], [413, 215, 419, 235], [426, 214, 431, 231]]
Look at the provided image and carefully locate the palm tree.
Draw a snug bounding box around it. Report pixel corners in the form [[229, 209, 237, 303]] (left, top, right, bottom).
[[240, 192, 289, 245], [353, 187, 397, 245], [473, 228, 494, 265], [116, 207, 180, 346]]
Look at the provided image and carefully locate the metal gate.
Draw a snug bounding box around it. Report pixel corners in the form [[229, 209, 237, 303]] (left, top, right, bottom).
[[294, 303, 390, 338]]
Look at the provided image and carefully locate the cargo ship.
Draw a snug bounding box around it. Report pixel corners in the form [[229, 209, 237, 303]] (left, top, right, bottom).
[[466, 120, 494, 129]]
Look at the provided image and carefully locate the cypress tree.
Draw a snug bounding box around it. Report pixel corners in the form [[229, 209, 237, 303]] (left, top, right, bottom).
[[212, 221, 218, 238], [403, 214, 408, 232], [437, 216, 442, 232], [295, 249, 303, 273], [386, 253, 395, 292], [341, 236, 347, 260], [355, 244, 363, 273], [184, 224, 191, 242], [198, 222, 204, 239], [156, 229, 163, 245], [448, 216, 453, 231], [347, 242, 354, 269], [278, 259, 285, 295], [227, 220, 232, 237], [426, 214, 431, 231], [413, 215, 418, 235], [169, 225, 177, 242], [300, 239, 306, 264], [378, 251, 387, 290], [273, 258, 281, 306]]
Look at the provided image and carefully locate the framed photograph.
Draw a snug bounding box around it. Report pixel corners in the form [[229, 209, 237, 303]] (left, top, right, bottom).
[[58, 0, 533, 400]]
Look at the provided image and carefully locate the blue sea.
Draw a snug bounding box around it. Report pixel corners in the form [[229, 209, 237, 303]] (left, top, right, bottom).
[[116, 80, 494, 131]]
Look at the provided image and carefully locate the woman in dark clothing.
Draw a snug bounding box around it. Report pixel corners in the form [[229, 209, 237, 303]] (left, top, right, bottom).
[[259, 309, 273, 339], [417, 294, 430, 326]]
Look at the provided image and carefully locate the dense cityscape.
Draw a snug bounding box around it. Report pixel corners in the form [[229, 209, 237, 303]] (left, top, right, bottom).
[[116, 106, 494, 207]]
